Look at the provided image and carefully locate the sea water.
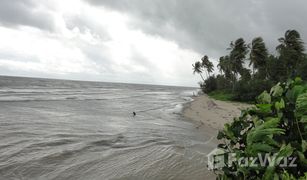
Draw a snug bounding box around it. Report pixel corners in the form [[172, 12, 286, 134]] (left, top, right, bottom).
[[0, 76, 215, 180]]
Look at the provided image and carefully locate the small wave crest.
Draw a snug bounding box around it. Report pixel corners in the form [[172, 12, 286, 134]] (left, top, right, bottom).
[[180, 89, 199, 97], [166, 104, 183, 115]]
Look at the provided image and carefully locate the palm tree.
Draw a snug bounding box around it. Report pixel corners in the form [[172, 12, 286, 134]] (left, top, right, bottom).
[[200, 56, 209, 78], [218, 56, 232, 80], [240, 68, 251, 81], [229, 38, 248, 92], [249, 37, 268, 76], [206, 61, 214, 77], [192, 61, 205, 81], [201, 55, 214, 77], [229, 38, 248, 76], [276, 30, 304, 52], [217, 56, 226, 75], [276, 30, 305, 77]]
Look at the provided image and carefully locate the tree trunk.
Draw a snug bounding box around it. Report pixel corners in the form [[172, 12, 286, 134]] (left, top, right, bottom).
[[205, 71, 209, 79], [232, 73, 236, 93], [199, 73, 206, 82]]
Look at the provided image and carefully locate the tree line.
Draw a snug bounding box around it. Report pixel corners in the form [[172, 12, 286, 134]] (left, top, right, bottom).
[[193, 30, 307, 102]]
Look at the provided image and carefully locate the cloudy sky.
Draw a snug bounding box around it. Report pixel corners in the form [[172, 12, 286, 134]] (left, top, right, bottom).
[[0, 0, 306, 86]]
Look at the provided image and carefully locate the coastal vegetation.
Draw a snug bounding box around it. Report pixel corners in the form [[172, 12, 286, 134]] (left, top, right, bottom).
[[192, 30, 307, 178], [192, 30, 307, 102], [215, 78, 307, 179]]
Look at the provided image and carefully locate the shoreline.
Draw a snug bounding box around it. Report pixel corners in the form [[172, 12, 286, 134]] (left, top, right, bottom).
[[183, 94, 250, 131], [182, 94, 251, 179]]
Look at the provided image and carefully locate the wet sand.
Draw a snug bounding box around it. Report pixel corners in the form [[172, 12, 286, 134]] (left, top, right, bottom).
[[183, 95, 251, 179], [183, 95, 250, 131]]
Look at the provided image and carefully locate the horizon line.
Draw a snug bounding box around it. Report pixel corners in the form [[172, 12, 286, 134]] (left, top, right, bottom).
[[0, 74, 198, 89]]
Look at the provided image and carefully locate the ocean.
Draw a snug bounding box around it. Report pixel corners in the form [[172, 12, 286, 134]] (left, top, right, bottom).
[[0, 76, 215, 180]]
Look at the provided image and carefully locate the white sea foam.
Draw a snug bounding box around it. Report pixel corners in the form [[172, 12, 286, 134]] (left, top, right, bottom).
[[172, 104, 183, 114], [182, 96, 193, 101]]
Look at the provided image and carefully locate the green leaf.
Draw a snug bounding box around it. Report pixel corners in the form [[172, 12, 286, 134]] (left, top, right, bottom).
[[300, 172, 307, 180], [246, 143, 275, 155], [300, 115, 307, 123], [302, 140, 307, 152], [212, 79, 307, 179], [253, 116, 262, 127], [286, 85, 305, 103], [296, 93, 307, 118], [261, 117, 281, 128], [297, 151, 307, 164], [223, 123, 236, 142], [270, 84, 283, 97], [275, 144, 293, 164], [263, 167, 275, 180], [275, 98, 285, 111], [257, 91, 271, 103], [256, 104, 272, 113], [281, 170, 296, 180], [246, 118, 284, 154], [261, 136, 279, 147], [294, 77, 303, 85], [217, 131, 225, 140]]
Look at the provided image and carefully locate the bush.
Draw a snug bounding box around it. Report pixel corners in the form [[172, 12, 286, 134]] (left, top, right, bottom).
[[216, 75, 232, 90], [233, 78, 274, 102], [298, 60, 307, 81], [214, 78, 307, 179], [208, 90, 234, 101], [200, 75, 232, 94], [200, 76, 217, 93]]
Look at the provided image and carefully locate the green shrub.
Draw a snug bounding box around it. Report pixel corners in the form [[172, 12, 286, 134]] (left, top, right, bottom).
[[216, 75, 232, 90], [201, 75, 232, 94], [208, 90, 234, 101], [233, 78, 274, 102], [297, 60, 307, 81], [200, 76, 217, 93], [214, 78, 307, 179]]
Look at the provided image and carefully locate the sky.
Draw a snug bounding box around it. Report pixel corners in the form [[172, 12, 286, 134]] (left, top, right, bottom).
[[0, 0, 307, 87]]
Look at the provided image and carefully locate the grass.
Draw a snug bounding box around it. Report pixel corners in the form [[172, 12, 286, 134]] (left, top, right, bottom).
[[208, 90, 254, 104], [207, 90, 234, 101]]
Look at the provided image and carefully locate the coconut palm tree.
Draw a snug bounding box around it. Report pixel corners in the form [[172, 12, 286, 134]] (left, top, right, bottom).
[[276, 30, 305, 77], [228, 38, 248, 92], [200, 55, 209, 78], [229, 38, 248, 76], [276, 30, 304, 52], [218, 56, 232, 80], [217, 56, 226, 75], [206, 61, 214, 77], [249, 37, 268, 76], [201, 55, 214, 77], [192, 61, 205, 81]]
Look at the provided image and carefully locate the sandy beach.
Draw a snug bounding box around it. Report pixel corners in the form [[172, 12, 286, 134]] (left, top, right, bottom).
[[183, 95, 251, 179], [183, 94, 251, 131]]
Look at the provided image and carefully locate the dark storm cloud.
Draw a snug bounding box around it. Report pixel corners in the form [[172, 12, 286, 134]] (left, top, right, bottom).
[[0, 0, 55, 31], [85, 0, 307, 57]]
